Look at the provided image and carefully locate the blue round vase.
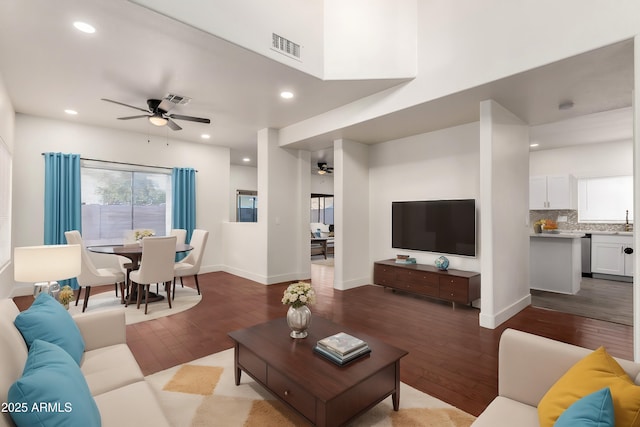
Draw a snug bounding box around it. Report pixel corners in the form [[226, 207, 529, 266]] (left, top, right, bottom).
[[435, 256, 449, 271]]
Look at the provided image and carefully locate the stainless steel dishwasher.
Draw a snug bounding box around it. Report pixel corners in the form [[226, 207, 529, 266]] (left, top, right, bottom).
[[581, 233, 592, 277]]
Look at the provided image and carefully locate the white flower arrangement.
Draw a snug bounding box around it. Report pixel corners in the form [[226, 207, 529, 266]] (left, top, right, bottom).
[[282, 282, 316, 309], [134, 229, 155, 241]]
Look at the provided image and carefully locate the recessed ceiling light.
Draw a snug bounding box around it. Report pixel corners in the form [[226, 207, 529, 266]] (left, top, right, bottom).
[[242, 157, 251, 162], [280, 91, 294, 99], [73, 21, 96, 34], [530, 143, 539, 147], [64, 109, 78, 115], [201, 134, 210, 139]]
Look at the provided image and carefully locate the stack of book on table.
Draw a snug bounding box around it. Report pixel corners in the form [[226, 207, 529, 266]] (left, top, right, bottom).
[[395, 254, 416, 264], [313, 332, 371, 366]]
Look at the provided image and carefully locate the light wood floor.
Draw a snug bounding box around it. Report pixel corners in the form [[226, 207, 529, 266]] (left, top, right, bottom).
[[531, 277, 633, 325], [14, 263, 635, 417]]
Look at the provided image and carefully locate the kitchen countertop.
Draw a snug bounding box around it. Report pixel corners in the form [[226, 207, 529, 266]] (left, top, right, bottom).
[[530, 230, 634, 238], [530, 232, 585, 239], [586, 230, 633, 236]]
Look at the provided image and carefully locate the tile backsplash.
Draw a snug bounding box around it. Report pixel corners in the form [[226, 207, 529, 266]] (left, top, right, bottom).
[[530, 210, 632, 232]]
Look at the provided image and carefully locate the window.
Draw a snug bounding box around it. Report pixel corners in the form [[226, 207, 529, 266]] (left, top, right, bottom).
[[236, 190, 257, 222], [578, 176, 633, 223], [81, 162, 171, 246], [0, 137, 11, 268], [311, 194, 334, 225]]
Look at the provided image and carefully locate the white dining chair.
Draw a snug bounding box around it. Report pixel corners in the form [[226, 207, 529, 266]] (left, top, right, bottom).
[[64, 230, 125, 312], [129, 236, 176, 314], [173, 229, 209, 299], [170, 228, 187, 245]]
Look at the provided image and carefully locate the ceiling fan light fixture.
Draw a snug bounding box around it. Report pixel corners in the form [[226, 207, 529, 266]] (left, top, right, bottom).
[[317, 169, 326, 175], [148, 115, 168, 126]]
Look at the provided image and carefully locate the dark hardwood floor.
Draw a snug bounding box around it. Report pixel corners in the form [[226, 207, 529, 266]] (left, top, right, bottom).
[[13, 262, 634, 417]]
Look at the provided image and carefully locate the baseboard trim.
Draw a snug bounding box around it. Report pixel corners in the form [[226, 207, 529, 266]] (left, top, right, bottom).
[[479, 293, 531, 329]]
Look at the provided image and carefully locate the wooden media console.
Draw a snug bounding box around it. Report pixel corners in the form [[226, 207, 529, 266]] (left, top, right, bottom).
[[373, 259, 480, 306]]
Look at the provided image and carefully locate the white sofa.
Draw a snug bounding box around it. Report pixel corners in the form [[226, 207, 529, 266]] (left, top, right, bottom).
[[472, 328, 640, 426], [0, 298, 171, 427]]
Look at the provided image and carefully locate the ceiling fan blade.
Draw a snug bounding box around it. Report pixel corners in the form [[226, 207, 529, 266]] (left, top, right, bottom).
[[157, 99, 174, 113], [117, 115, 150, 120], [166, 119, 182, 131], [101, 98, 149, 113], [168, 114, 210, 124]]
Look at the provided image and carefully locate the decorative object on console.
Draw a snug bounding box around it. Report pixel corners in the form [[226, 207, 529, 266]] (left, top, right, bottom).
[[282, 281, 316, 338], [14, 244, 81, 297], [435, 256, 449, 271], [395, 254, 416, 264]]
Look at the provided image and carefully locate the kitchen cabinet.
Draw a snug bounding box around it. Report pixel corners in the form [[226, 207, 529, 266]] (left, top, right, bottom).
[[530, 174, 576, 210], [591, 234, 633, 278]]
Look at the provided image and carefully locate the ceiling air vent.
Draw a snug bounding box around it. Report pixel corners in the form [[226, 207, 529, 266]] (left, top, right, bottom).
[[163, 94, 191, 105], [271, 33, 301, 60]]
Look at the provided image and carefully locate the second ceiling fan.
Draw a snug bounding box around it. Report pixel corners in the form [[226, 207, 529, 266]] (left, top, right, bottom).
[[101, 95, 210, 131]]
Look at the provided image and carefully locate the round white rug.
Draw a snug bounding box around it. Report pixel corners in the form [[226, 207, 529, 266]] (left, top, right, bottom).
[[67, 285, 202, 324]]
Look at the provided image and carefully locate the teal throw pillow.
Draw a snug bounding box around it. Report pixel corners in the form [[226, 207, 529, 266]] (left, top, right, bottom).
[[8, 339, 101, 427], [553, 387, 614, 427], [14, 292, 85, 364]]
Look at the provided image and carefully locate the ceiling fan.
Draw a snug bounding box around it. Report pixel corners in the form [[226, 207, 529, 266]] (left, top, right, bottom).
[[101, 95, 211, 131], [317, 162, 334, 175]]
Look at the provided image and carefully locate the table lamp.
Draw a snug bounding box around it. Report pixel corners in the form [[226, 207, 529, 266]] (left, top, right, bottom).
[[14, 244, 81, 297]]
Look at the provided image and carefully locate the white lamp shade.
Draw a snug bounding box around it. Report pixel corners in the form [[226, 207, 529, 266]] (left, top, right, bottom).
[[14, 244, 81, 283]]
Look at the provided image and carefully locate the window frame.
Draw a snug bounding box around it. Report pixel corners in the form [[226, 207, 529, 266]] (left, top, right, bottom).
[[80, 161, 172, 246], [310, 193, 334, 226], [236, 190, 258, 222]]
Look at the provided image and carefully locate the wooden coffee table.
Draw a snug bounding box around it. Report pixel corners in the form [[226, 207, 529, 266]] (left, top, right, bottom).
[[228, 315, 408, 427]]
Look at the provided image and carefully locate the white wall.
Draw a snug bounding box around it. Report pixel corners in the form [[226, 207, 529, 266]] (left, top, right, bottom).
[[0, 76, 15, 298], [479, 100, 531, 329], [238, 128, 309, 285], [280, 1, 640, 146], [369, 122, 481, 272], [132, 0, 417, 81], [310, 173, 333, 195], [530, 140, 633, 178], [131, 0, 325, 77], [323, 0, 417, 79], [229, 165, 258, 221], [334, 139, 370, 290], [11, 114, 229, 295]]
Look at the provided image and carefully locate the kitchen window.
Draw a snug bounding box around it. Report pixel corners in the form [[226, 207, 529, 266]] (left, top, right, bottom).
[[578, 176, 633, 223]]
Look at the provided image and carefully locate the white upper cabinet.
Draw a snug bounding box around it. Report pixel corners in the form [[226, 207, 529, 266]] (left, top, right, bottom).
[[530, 175, 576, 210]]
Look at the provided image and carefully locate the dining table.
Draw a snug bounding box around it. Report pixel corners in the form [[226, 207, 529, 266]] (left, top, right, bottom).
[[87, 243, 193, 304]]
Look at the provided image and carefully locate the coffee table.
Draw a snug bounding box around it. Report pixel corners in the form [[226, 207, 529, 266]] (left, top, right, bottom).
[[228, 316, 408, 427]]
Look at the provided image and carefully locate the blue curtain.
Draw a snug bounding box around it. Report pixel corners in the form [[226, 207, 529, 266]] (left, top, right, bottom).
[[172, 167, 196, 261], [44, 152, 81, 288]]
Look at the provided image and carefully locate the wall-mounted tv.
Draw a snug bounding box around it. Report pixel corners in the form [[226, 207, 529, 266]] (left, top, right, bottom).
[[392, 199, 476, 257]]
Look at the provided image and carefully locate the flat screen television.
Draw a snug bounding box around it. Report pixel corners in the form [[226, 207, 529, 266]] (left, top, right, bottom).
[[392, 199, 476, 257]]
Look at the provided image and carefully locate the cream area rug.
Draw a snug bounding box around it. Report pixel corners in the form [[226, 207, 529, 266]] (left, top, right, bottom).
[[146, 348, 476, 427], [67, 285, 202, 325]]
